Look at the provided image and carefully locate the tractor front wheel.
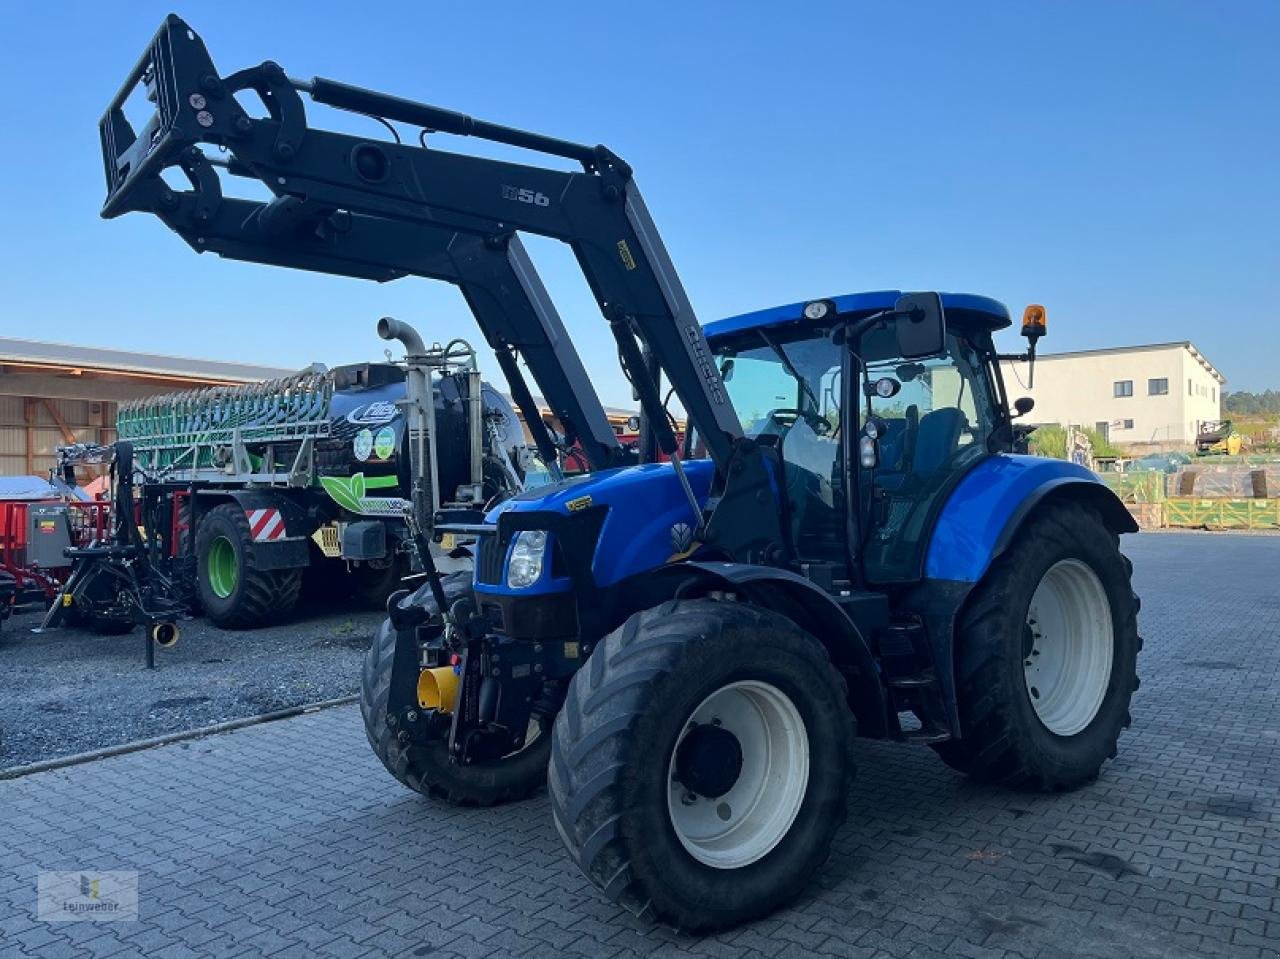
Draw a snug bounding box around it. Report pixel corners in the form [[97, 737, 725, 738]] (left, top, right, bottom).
[[195, 504, 302, 629], [360, 574, 553, 806], [550, 599, 854, 932], [932, 500, 1141, 789]]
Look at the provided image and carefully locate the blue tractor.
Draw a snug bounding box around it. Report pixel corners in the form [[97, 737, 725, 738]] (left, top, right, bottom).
[[101, 18, 1140, 932]]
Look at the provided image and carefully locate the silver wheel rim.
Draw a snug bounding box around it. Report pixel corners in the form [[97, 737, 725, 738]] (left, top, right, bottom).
[[666, 680, 809, 869], [1024, 559, 1114, 736]]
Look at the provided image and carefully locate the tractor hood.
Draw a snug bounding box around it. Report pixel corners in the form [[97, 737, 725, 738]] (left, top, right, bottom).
[[480, 459, 717, 592]]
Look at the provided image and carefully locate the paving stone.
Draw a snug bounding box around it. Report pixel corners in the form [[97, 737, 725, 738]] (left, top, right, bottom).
[[1, 533, 1278, 958]]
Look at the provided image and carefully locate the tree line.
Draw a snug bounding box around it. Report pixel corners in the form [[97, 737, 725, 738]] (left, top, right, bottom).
[[1223, 390, 1280, 415]]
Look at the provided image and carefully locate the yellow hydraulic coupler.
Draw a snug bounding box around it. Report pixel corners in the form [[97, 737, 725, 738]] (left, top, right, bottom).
[[417, 666, 460, 713]]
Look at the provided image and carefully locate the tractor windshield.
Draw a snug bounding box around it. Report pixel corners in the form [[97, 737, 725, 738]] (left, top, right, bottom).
[[712, 326, 846, 562]]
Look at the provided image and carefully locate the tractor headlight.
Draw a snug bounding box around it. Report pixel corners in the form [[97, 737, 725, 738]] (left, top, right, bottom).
[[506, 530, 548, 588]]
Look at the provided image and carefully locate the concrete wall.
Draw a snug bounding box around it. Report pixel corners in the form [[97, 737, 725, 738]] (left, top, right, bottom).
[[1001, 343, 1224, 447]]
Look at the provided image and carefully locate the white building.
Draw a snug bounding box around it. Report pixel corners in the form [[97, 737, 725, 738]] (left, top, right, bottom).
[[1000, 341, 1225, 447]]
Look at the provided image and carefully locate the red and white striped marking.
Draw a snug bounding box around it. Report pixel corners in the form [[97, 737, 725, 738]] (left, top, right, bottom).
[[246, 508, 286, 542]]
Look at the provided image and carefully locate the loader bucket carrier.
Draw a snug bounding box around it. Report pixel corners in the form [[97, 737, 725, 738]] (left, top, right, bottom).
[[101, 17, 1143, 933], [100, 15, 755, 500]]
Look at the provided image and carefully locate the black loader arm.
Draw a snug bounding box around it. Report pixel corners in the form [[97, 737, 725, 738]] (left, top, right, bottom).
[[99, 15, 743, 471]]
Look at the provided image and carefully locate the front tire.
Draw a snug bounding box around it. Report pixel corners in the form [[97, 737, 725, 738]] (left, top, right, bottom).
[[932, 500, 1141, 790], [359, 574, 552, 806], [550, 599, 854, 932]]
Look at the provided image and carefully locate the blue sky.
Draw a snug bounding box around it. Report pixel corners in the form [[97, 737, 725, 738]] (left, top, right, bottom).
[[2, 2, 1276, 405]]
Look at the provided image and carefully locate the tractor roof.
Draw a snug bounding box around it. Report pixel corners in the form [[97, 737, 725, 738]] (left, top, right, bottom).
[[703, 291, 1011, 340]]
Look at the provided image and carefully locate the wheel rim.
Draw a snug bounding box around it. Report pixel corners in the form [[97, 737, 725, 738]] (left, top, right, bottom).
[[666, 680, 809, 869], [1024, 559, 1114, 736], [207, 536, 238, 599]]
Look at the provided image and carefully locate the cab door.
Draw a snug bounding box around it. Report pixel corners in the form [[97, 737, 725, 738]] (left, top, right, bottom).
[[853, 327, 996, 584]]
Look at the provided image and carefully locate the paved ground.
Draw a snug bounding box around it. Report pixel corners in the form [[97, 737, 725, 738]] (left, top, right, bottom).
[[0, 599, 384, 769], [1, 532, 1277, 958]]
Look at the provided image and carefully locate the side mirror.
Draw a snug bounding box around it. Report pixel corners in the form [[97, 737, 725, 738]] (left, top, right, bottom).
[[894, 292, 947, 359], [1013, 397, 1035, 417]]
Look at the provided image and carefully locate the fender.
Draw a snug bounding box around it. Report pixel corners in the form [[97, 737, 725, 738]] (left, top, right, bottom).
[[916, 454, 1137, 736], [197, 489, 312, 570], [925, 454, 1135, 585], [651, 561, 889, 739]]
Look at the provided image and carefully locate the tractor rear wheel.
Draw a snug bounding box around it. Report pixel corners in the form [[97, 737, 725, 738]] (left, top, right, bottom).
[[550, 599, 854, 932], [360, 573, 553, 806], [932, 500, 1140, 789], [195, 504, 302, 629]]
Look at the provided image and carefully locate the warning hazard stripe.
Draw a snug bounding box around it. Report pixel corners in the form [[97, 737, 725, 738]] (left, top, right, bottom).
[[246, 508, 286, 542]]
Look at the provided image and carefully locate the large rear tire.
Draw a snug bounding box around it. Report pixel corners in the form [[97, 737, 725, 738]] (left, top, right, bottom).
[[359, 573, 552, 806], [550, 598, 854, 932], [932, 500, 1140, 789], [195, 503, 302, 629]]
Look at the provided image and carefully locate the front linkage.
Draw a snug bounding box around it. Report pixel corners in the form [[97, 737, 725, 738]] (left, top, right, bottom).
[[387, 508, 577, 766]]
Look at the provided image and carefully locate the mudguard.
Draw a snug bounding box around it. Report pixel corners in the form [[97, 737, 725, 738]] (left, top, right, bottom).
[[200, 489, 311, 570], [925, 454, 1135, 584], [651, 561, 889, 739], [916, 453, 1137, 734]]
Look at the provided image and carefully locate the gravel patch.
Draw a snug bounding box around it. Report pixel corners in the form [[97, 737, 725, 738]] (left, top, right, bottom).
[[0, 597, 385, 770]]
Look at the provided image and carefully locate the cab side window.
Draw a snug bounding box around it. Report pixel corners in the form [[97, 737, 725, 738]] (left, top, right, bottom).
[[860, 332, 992, 582]]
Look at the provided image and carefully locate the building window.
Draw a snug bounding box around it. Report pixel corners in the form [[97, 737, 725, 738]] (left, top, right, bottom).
[[1148, 378, 1168, 396], [1113, 380, 1133, 398], [1121, 419, 1134, 429], [1188, 378, 1193, 396], [1212, 386, 1216, 402]]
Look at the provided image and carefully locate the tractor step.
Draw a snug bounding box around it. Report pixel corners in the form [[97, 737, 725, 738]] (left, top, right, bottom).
[[886, 669, 952, 745], [878, 622, 925, 659], [888, 675, 935, 689], [904, 728, 952, 745]]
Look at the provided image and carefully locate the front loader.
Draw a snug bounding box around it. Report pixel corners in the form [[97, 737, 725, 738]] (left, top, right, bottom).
[[100, 17, 1141, 932]]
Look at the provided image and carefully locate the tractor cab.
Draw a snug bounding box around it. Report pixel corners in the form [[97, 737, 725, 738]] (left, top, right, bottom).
[[703, 291, 1021, 584]]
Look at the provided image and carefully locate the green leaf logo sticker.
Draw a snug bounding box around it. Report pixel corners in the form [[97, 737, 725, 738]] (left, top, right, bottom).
[[320, 474, 364, 513]]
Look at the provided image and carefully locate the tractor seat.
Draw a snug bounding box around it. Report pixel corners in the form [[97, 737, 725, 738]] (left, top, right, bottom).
[[912, 408, 965, 473]]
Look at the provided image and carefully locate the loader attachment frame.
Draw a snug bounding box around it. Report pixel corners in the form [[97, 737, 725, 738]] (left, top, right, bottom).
[[100, 15, 744, 475]]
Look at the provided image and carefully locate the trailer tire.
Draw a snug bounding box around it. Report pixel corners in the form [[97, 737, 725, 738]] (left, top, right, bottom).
[[351, 554, 407, 611], [932, 501, 1140, 790], [195, 503, 302, 629], [550, 599, 854, 932], [360, 574, 553, 806]]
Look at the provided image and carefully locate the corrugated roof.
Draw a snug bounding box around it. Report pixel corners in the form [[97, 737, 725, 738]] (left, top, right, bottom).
[[0, 336, 641, 418], [0, 336, 295, 384]]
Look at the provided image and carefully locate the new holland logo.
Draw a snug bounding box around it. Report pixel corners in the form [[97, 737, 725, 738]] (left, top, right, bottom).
[[670, 522, 694, 554]]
